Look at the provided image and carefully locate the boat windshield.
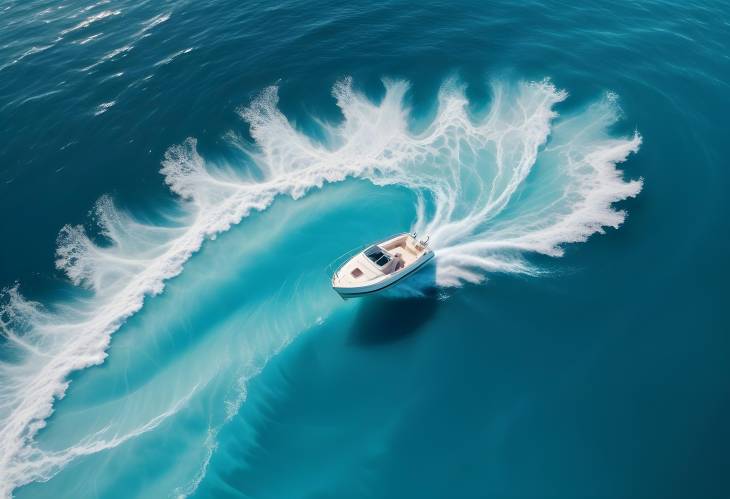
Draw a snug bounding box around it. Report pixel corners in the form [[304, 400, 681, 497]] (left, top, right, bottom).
[[365, 246, 391, 267], [375, 254, 390, 266], [366, 250, 384, 263]]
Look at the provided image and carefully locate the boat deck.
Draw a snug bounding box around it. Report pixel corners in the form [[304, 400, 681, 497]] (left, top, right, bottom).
[[380, 237, 420, 267], [331, 233, 431, 293]]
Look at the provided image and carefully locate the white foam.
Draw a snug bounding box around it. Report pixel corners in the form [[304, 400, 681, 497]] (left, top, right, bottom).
[[0, 45, 54, 73], [93, 100, 115, 115], [78, 11, 172, 73], [81, 44, 133, 71], [136, 12, 172, 37], [1, 384, 196, 491], [0, 77, 641, 497], [81, 1, 112, 14], [154, 47, 194, 67], [173, 372, 254, 499], [59, 9, 121, 36], [75, 33, 102, 45]]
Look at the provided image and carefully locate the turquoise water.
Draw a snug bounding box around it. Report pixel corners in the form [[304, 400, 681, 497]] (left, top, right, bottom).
[[1, 1, 729, 497]]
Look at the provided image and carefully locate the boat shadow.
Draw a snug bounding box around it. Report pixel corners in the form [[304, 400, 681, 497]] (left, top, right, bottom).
[[347, 262, 440, 346]]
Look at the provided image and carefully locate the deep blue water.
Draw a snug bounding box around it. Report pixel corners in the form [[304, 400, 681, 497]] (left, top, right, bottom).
[[1, 1, 729, 498]]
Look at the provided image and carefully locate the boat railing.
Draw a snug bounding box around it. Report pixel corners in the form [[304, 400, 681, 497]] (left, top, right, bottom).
[[326, 246, 365, 280]]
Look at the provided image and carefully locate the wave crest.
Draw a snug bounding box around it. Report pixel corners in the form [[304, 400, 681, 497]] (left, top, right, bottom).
[[0, 77, 641, 497]]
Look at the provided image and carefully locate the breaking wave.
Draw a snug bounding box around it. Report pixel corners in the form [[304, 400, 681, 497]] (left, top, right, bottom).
[[0, 77, 641, 497]]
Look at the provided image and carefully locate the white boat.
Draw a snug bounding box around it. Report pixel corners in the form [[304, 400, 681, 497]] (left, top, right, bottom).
[[331, 233, 434, 298]]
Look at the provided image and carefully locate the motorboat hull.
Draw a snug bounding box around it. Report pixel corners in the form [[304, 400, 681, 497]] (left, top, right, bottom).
[[333, 251, 433, 297], [331, 235, 434, 297]]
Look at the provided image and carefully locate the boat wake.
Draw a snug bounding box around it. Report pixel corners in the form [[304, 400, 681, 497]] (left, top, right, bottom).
[[0, 77, 641, 497]]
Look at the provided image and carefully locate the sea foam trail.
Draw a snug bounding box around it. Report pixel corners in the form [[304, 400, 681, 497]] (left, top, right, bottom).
[[0, 78, 641, 496]]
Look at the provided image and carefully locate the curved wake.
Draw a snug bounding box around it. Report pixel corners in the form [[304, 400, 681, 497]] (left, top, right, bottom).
[[0, 77, 640, 497]]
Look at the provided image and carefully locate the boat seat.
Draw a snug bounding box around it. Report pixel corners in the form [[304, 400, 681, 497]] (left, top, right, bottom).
[[381, 252, 405, 274]]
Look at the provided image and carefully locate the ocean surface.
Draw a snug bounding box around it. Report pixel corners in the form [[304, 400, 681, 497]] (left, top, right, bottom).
[[1, 1, 729, 498]]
